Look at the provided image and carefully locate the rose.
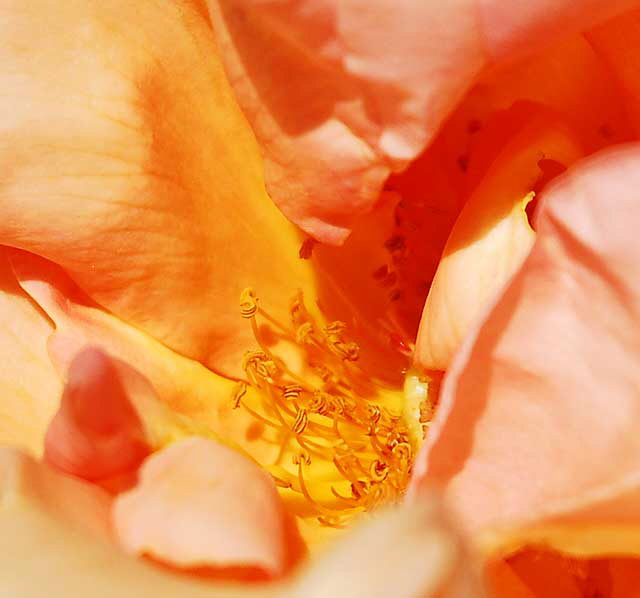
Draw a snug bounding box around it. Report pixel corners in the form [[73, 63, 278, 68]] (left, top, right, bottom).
[[1, 1, 640, 596]]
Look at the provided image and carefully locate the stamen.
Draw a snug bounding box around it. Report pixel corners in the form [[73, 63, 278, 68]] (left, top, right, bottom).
[[292, 408, 309, 435], [235, 288, 418, 528]]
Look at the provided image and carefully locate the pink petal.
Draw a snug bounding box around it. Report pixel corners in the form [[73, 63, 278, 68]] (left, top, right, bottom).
[[206, 0, 640, 243], [410, 145, 640, 551], [44, 347, 149, 482], [113, 437, 295, 577]]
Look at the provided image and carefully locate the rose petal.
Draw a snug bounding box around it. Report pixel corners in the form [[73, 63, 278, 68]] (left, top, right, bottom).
[[0, 446, 112, 539], [415, 106, 583, 370], [0, 447, 276, 597], [410, 144, 640, 555], [0, 248, 60, 453], [0, 0, 315, 376], [12, 252, 303, 470], [113, 437, 295, 577], [206, 0, 639, 243], [291, 498, 479, 598], [44, 347, 149, 482], [589, 9, 640, 134]]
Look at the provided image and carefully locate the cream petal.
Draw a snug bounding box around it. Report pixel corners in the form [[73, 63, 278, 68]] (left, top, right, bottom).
[[113, 437, 295, 576]]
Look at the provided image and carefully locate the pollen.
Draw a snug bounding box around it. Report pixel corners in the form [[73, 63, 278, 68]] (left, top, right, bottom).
[[233, 288, 417, 528]]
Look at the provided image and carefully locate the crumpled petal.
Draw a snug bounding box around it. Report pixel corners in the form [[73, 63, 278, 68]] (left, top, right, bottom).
[[206, 0, 639, 243], [415, 105, 583, 370], [0, 248, 60, 454], [410, 145, 640, 557], [44, 347, 149, 482], [113, 437, 296, 577], [0, 0, 314, 377]]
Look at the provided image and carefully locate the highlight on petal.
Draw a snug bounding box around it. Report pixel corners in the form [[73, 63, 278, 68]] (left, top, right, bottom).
[[44, 347, 149, 482], [0, 248, 60, 454], [0, 0, 315, 377], [414, 104, 583, 371], [410, 145, 640, 557], [113, 437, 295, 577], [0, 448, 277, 597], [291, 498, 480, 598]]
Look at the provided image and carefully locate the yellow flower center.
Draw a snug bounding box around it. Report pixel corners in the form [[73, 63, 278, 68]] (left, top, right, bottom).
[[232, 288, 426, 529]]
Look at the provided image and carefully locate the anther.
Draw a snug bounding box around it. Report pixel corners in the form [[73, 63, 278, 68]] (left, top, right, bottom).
[[370, 460, 389, 482], [283, 384, 303, 401], [239, 288, 258, 319], [293, 451, 311, 466], [309, 391, 331, 415], [295, 322, 314, 344], [350, 480, 369, 500], [292, 409, 309, 435], [367, 404, 381, 424], [391, 441, 412, 464]]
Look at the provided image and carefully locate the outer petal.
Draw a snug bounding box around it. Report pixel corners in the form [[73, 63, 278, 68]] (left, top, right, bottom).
[[0, 0, 314, 376], [0, 447, 282, 597], [0, 248, 60, 453], [410, 145, 640, 556], [113, 437, 295, 577], [206, 0, 639, 243]]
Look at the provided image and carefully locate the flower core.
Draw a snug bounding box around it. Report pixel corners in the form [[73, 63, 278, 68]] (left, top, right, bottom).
[[232, 288, 416, 528]]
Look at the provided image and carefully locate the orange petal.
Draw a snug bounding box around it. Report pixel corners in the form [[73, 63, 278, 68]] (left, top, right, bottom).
[[410, 144, 640, 555], [206, 0, 637, 243], [589, 9, 640, 135], [0, 1, 314, 377], [44, 347, 149, 482], [113, 437, 294, 577], [0, 248, 60, 453], [415, 106, 583, 371]]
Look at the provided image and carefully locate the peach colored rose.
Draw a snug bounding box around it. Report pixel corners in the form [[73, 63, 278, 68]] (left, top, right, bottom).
[[2, 1, 640, 597]]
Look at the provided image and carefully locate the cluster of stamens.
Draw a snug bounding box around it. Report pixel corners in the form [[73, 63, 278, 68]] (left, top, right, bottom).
[[232, 288, 414, 528]]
